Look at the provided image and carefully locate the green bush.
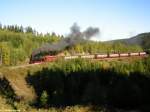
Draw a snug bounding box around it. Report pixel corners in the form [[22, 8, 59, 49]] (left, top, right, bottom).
[[40, 90, 49, 107]]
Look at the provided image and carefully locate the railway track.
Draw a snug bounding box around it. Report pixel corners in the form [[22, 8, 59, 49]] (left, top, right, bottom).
[[9, 54, 148, 69], [30, 51, 147, 64]]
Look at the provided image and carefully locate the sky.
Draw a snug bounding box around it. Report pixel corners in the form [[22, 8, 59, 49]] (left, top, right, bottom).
[[0, 0, 150, 41]]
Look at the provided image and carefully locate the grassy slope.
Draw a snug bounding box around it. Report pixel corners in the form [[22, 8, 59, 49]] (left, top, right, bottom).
[[0, 64, 108, 112], [0, 63, 108, 112], [0, 96, 13, 110], [0, 65, 45, 102], [0, 57, 146, 111]]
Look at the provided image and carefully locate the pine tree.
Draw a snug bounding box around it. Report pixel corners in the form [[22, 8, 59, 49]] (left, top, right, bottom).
[[0, 23, 2, 29], [25, 26, 33, 33], [0, 42, 10, 65], [40, 90, 48, 107]]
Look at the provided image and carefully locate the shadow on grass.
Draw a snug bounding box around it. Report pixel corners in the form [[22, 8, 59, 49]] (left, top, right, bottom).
[[0, 76, 18, 109], [26, 67, 150, 111]]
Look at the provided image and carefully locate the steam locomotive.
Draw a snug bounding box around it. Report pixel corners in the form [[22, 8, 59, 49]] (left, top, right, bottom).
[[29, 52, 147, 64]]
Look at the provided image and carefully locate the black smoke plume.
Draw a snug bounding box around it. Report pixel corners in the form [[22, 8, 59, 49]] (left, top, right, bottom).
[[84, 27, 99, 39], [31, 23, 99, 57]]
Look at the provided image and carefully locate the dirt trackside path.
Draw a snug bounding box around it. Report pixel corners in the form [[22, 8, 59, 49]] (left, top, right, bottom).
[[0, 63, 47, 102], [10, 63, 41, 69]]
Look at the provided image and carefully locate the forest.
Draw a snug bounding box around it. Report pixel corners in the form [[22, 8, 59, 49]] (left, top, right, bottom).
[[26, 58, 150, 111], [0, 57, 150, 111], [0, 23, 143, 66], [0, 23, 150, 112]]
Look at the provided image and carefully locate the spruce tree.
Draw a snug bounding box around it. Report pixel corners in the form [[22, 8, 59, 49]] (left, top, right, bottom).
[[40, 90, 49, 107]]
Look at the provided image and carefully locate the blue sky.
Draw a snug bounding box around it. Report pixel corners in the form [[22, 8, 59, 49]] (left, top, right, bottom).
[[0, 0, 150, 41]]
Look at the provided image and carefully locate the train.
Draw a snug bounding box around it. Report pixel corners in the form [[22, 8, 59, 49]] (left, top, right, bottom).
[[29, 52, 147, 64]]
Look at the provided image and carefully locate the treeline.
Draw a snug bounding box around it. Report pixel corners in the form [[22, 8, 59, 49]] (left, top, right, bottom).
[[0, 23, 143, 65], [66, 41, 142, 55], [0, 23, 38, 34], [0, 24, 63, 65], [140, 33, 150, 50], [26, 57, 150, 110], [112, 32, 150, 51]]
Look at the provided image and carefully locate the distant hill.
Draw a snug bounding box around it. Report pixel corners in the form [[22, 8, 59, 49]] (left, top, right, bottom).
[[108, 32, 150, 49]]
